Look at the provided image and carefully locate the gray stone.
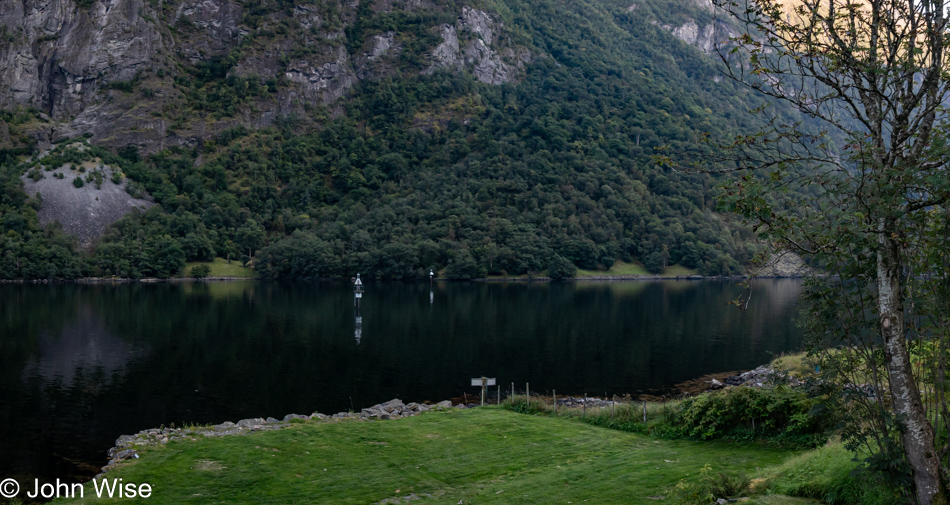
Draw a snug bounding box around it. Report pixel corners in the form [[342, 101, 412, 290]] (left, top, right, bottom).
[[282, 414, 309, 423], [111, 449, 138, 462], [436, 400, 452, 408], [380, 399, 405, 412], [361, 408, 382, 418], [237, 418, 265, 429], [265, 417, 280, 424]]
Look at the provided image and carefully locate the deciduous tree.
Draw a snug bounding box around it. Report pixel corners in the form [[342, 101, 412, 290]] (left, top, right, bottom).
[[690, 0, 950, 501]]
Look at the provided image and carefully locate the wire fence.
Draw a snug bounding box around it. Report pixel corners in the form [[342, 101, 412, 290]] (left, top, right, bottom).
[[459, 382, 676, 425]]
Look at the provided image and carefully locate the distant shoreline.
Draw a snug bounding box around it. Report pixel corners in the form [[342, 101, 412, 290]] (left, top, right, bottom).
[[0, 273, 807, 284]]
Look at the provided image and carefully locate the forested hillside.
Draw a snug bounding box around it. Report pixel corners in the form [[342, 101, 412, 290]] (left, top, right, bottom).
[[0, 0, 804, 279]]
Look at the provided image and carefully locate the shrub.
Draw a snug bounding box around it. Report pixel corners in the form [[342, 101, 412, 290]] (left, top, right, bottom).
[[73, 177, 84, 188], [669, 464, 750, 505], [502, 386, 833, 448], [669, 386, 832, 447], [190, 264, 212, 278], [547, 254, 577, 279]]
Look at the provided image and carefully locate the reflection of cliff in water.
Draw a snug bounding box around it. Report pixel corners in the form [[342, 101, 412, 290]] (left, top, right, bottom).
[[22, 305, 146, 387], [2, 294, 150, 490]]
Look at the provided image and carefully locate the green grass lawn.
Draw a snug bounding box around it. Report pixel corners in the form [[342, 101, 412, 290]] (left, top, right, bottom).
[[575, 261, 699, 278], [54, 409, 800, 505], [576, 260, 650, 277], [184, 257, 255, 278]]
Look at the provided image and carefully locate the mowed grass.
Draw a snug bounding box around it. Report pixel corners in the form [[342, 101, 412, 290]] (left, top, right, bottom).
[[184, 257, 255, 278], [54, 409, 796, 505], [576, 260, 650, 277]]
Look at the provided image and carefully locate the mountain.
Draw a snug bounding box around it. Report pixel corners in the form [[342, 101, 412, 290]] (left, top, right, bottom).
[[0, 0, 801, 280]]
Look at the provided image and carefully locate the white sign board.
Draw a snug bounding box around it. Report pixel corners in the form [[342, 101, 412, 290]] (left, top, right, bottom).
[[470, 377, 497, 386]]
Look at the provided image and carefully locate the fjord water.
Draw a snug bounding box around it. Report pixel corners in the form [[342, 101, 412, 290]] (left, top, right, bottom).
[[0, 279, 803, 486]]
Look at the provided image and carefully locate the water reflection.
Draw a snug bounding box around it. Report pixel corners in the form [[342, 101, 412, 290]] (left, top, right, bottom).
[[0, 279, 803, 488], [22, 308, 145, 386]]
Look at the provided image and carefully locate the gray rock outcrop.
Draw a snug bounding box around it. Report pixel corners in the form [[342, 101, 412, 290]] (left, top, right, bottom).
[[647, 0, 738, 55], [754, 250, 809, 277], [427, 6, 530, 84], [0, 0, 167, 119], [20, 152, 153, 250]]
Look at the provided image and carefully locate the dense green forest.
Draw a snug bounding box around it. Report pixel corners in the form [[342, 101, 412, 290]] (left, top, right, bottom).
[[0, 0, 807, 280]]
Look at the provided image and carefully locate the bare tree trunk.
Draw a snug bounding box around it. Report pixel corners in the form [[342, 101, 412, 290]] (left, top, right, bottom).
[[879, 229, 947, 505]]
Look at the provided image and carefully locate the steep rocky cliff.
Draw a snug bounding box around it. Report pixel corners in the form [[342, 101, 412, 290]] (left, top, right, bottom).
[[0, 0, 530, 153], [635, 0, 738, 56], [0, 0, 788, 280]]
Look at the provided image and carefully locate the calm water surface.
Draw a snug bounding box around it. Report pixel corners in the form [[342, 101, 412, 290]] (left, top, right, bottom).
[[0, 279, 803, 487]]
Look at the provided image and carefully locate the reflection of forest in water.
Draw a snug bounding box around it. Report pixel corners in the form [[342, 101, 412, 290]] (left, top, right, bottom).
[[0, 279, 803, 488]]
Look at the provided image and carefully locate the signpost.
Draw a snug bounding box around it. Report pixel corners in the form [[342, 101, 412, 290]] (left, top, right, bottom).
[[470, 377, 496, 407]]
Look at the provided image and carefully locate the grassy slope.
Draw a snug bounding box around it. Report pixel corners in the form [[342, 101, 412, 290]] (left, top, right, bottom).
[[576, 260, 650, 277], [54, 409, 797, 505], [575, 261, 698, 278], [183, 258, 255, 278]]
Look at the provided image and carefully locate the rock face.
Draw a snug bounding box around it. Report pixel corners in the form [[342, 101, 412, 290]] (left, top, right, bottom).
[[648, 0, 738, 55], [671, 21, 718, 54], [428, 6, 530, 84], [20, 155, 153, 249], [0, 0, 530, 154], [284, 46, 358, 104], [755, 250, 809, 277], [0, 0, 166, 119]]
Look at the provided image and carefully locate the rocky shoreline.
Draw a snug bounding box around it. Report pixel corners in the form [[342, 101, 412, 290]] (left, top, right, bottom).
[[669, 363, 804, 397]]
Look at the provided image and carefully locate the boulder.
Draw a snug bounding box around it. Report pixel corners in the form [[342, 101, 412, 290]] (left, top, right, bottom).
[[237, 418, 265, 429], [380, 399, 405, 412], [361, 408, 383, 418]]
